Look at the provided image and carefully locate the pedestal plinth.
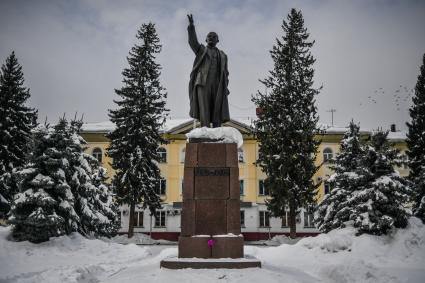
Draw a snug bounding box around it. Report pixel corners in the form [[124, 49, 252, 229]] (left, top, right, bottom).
[[179, 142, 243, 258], [161, 141, 260, 269]]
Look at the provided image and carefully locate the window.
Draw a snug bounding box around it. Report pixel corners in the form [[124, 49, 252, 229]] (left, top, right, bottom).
[[324, 182, 331, 194], [240, 210, 245, 227], [92, 147, 103, 163], [401, 154, 409, 169], [281, 211, 289, 227], [156, 179, 166, 195], [323, 148, 333, 162], [304, 208, 315, 228], [238, 147, 244, 163], [259, 211, 270, 227], [180, 179, 184, 195], [157, 147, 167, 163], [155, 210, 166, 227], [133, 211, 144, 227], [239, 179, 244, 195], [258, 180, 269, 196], [180, 147, 186, 163]]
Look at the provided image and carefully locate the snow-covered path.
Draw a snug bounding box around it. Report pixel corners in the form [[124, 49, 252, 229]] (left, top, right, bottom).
[[1, 218, 425, 283], [101, 246, 320, 283]]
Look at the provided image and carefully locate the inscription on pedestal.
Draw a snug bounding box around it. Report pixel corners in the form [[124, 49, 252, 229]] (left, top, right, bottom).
[[195, 167, 230, 176]]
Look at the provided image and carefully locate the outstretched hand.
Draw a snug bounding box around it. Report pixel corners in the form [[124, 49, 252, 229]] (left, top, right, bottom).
[[187, 14, 194, 25]]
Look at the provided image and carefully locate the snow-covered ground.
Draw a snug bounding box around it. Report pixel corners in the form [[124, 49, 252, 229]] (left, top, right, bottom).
[[109, 233, 174, 245], [1, 218, 424, 283]]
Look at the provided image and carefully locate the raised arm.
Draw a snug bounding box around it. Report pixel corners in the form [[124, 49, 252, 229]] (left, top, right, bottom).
[[187, 14, 201, 54]]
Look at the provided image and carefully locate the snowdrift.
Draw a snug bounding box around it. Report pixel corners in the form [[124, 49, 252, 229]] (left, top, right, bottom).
[[0, 218, 424, 282]]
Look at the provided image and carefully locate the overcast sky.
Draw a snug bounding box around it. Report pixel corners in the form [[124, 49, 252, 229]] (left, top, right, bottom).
[[1, 0, 424, 130]]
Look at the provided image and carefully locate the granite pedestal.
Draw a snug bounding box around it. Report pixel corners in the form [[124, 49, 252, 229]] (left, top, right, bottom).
[[160, 141, 261, 269]]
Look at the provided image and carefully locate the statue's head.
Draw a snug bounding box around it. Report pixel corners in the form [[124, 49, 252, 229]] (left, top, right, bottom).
[[206, 32, 219, 47]]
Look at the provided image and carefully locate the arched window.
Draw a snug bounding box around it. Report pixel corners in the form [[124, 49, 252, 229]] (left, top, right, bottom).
[[157, 147, 167, 163], [180, 147, 186, 163], [92, 147, 103, 163], [323, 148, 333, 162], [238, 147, 244, 163]]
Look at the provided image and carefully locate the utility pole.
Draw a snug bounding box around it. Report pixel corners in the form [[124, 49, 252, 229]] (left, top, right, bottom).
[[327, 109, 336, 126]]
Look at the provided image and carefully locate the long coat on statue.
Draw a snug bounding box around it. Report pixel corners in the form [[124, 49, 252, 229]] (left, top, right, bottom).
[[188, 25, 230, 125]]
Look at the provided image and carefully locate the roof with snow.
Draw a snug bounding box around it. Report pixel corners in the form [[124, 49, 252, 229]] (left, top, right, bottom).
[[81, 118, 254, 135], [80, 119, 406, 141]]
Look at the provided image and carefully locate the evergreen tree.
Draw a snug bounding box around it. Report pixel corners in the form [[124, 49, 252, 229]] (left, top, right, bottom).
[[9, 118, 120, 242], [315, 121, 371, 232], [252, 9, 320, 238], [0, 52, 37, 218], [349, 131, 410, 235], [68, 119, 120, 237], [406, 53, 425, 223], [8, 120, 79, 242], [90, 167, 121, 236], [107, 23, 168, 238]]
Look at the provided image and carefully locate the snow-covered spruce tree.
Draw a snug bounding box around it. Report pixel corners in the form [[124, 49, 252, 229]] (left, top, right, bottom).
[[9, 118, 120, 242], [349, 131, 410, 235], [68, 119, 120, 237], [314, 121, 371, 232], [0, 52, 37, 218], [108, 23, 168, 238], [406, 53, 425, 223], [90, 166, 121, 236], [8, 120, 79, 243], [252, 9, 321, 238]]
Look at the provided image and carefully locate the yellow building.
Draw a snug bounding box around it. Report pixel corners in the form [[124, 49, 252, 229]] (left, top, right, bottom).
[[80, 119, 408, 240]]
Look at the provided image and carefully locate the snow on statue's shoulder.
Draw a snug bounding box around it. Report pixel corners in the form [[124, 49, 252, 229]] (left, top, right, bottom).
[[186, 127, 243, 148]]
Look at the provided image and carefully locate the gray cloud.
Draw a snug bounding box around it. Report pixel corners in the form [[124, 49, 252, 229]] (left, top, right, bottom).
[[0, 0, 424, 130]]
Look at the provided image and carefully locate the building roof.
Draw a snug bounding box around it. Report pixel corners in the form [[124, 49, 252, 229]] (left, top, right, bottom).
[[80, 118, 193, 134], [80, 119, 406, 141], [80, 118, 253, 135], [387, 131, 407, 142]]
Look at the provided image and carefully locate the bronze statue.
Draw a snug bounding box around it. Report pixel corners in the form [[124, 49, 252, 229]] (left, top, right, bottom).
[[187, 14, 230, 128]]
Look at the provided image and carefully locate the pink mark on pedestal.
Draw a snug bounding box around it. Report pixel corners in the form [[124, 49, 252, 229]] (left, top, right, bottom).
[[207, 239, 216, 247]]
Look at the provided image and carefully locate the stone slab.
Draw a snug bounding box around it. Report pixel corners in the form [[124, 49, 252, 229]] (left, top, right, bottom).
[[189, 138, 224, 143], [197, 143, 226, 167], [211, 236, 244, 258], [225, 143, 238, 168], [183, 167, 194, 200], [160, 257, 261, 269], [226, 199, 241, 235], [195, 200, 227, 235], [178, 236, 211, 258], [180, 200, 195, 236], [185, 143, 198, 167], [194, 168, 229, 200], [229, 167, 240, 200]]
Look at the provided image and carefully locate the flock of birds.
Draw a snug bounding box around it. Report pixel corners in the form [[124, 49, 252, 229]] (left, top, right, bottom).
[[361, 84, 415, 111]]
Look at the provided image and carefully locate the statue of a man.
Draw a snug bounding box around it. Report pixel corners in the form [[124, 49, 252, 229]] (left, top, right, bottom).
[[187, 14, 230, 128]]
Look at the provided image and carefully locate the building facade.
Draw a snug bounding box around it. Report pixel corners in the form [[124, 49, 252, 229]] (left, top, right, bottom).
[[80, 119, 408, 241]]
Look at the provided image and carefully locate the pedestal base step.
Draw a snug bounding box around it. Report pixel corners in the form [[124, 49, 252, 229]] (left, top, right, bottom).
[[160, 256, 261, 269], [178, 235, 244, 258]]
